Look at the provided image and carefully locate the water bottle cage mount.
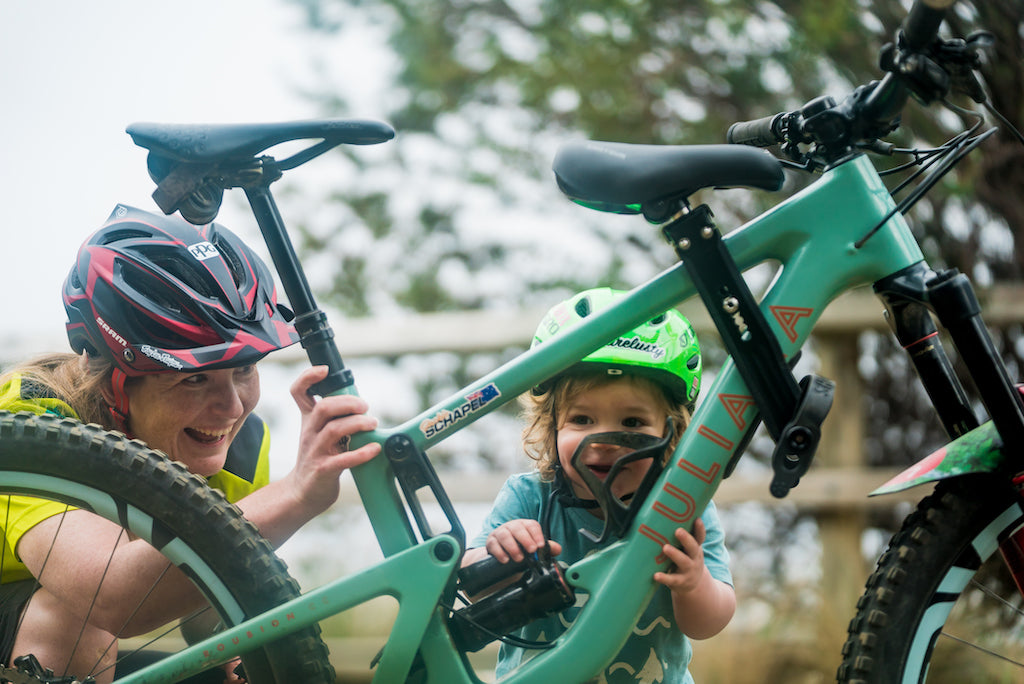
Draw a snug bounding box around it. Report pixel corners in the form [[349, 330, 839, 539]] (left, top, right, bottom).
[[568, 419, 676, 544]]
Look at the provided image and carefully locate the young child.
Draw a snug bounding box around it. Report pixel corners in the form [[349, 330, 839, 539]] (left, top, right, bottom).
[[463, 288, 734, 683]]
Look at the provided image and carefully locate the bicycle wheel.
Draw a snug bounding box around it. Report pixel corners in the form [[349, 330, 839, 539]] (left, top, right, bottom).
[[838, 474, 1024, 683], [0, 411, 334, 684]]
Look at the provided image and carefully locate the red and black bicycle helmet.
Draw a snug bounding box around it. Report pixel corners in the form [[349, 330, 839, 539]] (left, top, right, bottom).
[[64, 204, 299, 376]]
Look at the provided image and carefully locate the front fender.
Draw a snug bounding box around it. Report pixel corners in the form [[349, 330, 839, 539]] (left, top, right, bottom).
[[871, 421, 1005, 496]]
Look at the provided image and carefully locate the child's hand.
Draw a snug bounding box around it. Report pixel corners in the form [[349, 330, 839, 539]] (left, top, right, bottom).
[[653, 518, 708, 595], [485, 519, 563, 563]]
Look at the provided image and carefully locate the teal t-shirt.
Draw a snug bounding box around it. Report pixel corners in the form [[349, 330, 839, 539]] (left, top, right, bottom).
[[471, 472, 732, 683]]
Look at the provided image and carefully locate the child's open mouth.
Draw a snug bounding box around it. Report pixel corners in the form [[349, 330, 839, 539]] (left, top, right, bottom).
[[587, 464, 612, 480]]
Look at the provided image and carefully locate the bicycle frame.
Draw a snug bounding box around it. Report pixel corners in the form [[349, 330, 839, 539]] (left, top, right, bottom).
[[117, 149, 939, 684]]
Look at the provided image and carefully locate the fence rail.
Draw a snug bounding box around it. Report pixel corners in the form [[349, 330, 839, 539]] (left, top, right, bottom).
[[5, 284, 1023, 362]]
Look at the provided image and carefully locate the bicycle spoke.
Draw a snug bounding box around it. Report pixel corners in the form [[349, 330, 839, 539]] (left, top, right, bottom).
[[938, 632, 1024, 669], [969, 578, 1024, 619]]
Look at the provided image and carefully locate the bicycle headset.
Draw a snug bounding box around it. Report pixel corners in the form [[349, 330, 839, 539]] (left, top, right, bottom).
[[63, 204, 299, 427], [531, 287, 702, 515]]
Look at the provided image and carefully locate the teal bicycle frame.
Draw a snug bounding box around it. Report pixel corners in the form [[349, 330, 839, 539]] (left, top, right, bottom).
[[125, 153, 922, 684]]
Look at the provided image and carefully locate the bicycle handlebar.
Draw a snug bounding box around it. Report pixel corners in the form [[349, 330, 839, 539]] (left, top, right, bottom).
[[725, 113, 785, 148], [726, 0, 954, 161], [903, 0, 955, 50]]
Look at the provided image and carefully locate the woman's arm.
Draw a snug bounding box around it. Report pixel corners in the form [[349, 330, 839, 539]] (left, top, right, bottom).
[[17, 509, 205, 636], [234, 365, 381, 547]]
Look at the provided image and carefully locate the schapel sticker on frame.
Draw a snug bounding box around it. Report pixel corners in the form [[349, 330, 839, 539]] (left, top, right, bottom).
[[419, 383, 502, 439]]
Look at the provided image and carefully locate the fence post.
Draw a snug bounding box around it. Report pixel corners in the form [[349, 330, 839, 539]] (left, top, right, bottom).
[[814, 330, 869, 636]]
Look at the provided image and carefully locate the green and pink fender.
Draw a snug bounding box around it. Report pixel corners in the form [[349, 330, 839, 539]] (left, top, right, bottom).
[[871, 420, 1006, 496]]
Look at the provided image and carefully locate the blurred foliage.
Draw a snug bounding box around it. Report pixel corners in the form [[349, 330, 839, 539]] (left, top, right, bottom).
[[289, 0, 1023, 289]]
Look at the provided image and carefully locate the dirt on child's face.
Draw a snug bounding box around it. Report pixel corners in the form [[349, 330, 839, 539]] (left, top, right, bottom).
[[556, 378, 668, 502]]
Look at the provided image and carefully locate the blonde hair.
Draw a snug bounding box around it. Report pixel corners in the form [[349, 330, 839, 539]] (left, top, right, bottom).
[[519, 371, 691, 481], [0, 352, 117, 428]]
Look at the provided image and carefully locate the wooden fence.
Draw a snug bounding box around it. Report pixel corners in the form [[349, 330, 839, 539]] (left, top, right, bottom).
[[7, 284, 1024, 673]]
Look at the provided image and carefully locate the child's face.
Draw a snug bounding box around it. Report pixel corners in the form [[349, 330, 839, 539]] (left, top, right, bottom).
[[556, 377, 669, 502]]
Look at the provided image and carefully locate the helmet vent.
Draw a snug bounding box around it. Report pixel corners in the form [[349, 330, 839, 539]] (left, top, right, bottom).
[[121, 266, 187, 315], [575, 298, 592, 318], [148, 254, 217, 299], [213, 234, 247, 288], [100, 228, 153, 245]]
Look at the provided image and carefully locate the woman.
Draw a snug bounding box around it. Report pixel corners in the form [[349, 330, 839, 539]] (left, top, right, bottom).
[[0, 205, 381, 682]]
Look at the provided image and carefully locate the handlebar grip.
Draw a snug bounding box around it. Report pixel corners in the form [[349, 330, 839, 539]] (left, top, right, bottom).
[[458, 554, 529, 597], [727, 114, 783, 147], [902, 0, 953, 50]]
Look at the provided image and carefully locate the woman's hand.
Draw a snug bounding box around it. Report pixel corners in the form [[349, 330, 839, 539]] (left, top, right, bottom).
[[287, 365, 382, 516], [235, 365, 381, 547]]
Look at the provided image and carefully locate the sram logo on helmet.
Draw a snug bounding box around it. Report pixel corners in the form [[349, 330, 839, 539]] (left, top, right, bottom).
[[188, 242, 221, 261]]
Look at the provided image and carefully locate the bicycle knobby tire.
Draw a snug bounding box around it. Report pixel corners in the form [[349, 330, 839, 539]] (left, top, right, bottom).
[[838, 474, 1024, 683], [0, 411, 334, 684]]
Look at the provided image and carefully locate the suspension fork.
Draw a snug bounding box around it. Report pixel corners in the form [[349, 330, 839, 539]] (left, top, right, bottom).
[[875, 263, 978, 440], [876, 262, 1024, 456]]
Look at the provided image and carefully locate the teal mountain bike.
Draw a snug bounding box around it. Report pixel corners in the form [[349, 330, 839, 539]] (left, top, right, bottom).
[[1, 0, 1021, 681]]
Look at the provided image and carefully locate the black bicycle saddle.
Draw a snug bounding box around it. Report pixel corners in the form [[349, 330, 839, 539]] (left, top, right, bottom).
[[552, 140, 784, 214], [127, 118, 395, 164]]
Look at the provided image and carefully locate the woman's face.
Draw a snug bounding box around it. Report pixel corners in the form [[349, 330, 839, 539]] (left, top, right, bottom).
[[125, 366, 260, 476], [556, 377, 668, 501]]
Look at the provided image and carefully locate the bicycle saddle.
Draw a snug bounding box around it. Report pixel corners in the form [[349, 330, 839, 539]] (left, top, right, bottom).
[[127, 118, 395, 163], [552, 141, 784, 214]]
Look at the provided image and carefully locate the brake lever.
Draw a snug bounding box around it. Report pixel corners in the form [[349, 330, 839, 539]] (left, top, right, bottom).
[[880, 30, 994, 106]]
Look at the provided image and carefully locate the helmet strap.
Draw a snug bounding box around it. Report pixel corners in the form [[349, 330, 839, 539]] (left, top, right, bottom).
[[107, 369, 131, 434], [550, 462, 601, 511]]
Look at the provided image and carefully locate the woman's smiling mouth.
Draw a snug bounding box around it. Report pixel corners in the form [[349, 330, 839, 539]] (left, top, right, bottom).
[[185, 427, 230, 445]]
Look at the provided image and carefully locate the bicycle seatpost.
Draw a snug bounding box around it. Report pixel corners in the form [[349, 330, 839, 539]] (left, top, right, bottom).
[[245, 183, 356, 397]]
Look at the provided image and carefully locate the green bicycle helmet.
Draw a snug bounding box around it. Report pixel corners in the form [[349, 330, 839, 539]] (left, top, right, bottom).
[[532, 288, 702, 408]]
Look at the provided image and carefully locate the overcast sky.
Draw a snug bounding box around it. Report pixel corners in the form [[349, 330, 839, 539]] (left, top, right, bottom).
[[0, 0, 346, 343]]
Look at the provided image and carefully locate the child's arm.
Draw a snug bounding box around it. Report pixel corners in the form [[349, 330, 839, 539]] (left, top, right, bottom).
[[653, 518, 737, 640], [461, 519, 564, 567]]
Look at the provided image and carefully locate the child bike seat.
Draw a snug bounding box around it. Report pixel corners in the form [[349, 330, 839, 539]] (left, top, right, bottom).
[[552, 140, 784, 215], [127, 118, 395, 163]]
